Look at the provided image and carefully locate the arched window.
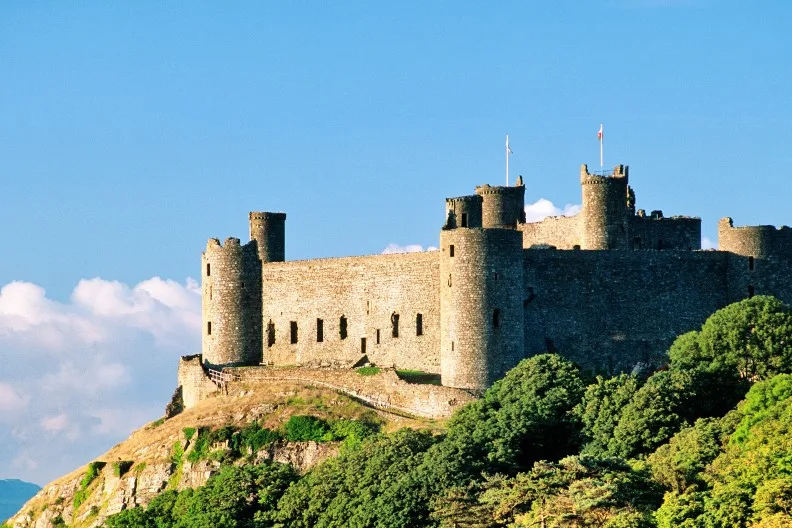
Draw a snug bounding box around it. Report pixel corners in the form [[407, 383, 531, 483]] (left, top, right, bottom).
[[391, 312, 400, 338], [339, 315, 348, 340]]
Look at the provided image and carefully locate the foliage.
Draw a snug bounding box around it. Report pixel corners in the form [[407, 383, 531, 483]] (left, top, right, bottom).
[[113, 461, 133, 478], [356, 366, 381, 376], [183, 427, 197, 441], [396, 369, 442, 385], [575, 373, 641, 456], [284, 415, 330, 442], [73, 461, 106, 509]]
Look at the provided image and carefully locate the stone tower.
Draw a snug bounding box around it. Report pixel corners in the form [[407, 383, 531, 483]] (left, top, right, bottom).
[[439, 200, 524, 390], [475, 180, 526, 229], [201, 237, 262, 369], [580, 164, 631, 250], [249, 212, 286, 263]]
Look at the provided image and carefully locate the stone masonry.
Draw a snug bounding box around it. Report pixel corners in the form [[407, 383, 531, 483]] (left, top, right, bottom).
[[179, 162, 792, 411]]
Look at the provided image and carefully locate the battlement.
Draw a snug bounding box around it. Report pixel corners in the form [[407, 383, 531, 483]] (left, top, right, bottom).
[[446, 195, 483, 203], [249, 212, 286, 221], [205, 237, 243, 252], [475, 181, 526, 229], [580, 163, 629, 184]]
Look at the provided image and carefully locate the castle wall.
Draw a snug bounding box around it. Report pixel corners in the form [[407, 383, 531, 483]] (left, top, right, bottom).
[[522, 249, 730, 373], [629, 215, 701, 250], [178, 355, 218, 409], [260, 252, 440, 372], [518, 214, 581, 249]]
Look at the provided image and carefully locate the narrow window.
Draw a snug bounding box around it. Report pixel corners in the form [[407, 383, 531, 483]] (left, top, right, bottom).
[[461, 213, 468, 228], [267, 320, 275, 347], [493, 272, 499, 281], [451, 341, 454, 352], [376, 329, 381, 344], [416, 313, 423, 336], [391, 312, 399, 338], [367, 300, 370, 314], [290, 321, 298, 344], [361, 337, 367, 355], [209, 285, 212, 300], [748, 285, 755, 298], [449, 245, 455, 257], [316, 318, 324, 342], [493, 309, 501, 329], [749, 256, 755, 270], [207, 321, 212, 335], [340, 316, 348, 340], [206, 263, 211, 276]]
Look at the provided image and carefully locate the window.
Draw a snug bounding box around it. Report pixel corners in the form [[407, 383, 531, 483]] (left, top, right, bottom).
[[340, 316, 348, 340], [361, 337, 367, 354], [748, 285, 755, 298], [207, 321, 212, 335], [316, 318, 324, 342], [449, 245, 455, 257], [376, 329, 381, 344], [206, 263, 211, 276], [749, 256, 755, 270], [267, 320, 275, 347], [416, 313, 423, 336], [290, 321, 298, 344], [391, 312, 399, 338], [493, 309, 501, 329], [451, 341, 454, 351], [461, 213, 468, 228]]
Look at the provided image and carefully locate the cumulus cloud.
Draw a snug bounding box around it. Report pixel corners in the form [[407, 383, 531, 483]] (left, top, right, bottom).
[[702, 237, 717, 250], [524, 199, 581, 223], [381, 244, 438, 254], [0, 277, 200, 485]]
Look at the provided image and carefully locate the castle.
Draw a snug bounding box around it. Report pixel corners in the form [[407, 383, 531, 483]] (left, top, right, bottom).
[[177, 163, 792, 409]]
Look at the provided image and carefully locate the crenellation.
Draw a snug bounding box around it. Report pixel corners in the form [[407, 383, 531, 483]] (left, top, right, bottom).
[[178, 160, 792, 412]]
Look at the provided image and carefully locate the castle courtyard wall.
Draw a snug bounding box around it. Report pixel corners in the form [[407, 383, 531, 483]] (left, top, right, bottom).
[[522, 249, 730, 373], [260, 251, 441, 372], [518, 215, 581, 249]]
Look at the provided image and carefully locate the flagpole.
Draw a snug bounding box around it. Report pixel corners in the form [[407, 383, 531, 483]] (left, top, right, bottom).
[[506, 134, 509, 186], [599, 124, 603, 169]]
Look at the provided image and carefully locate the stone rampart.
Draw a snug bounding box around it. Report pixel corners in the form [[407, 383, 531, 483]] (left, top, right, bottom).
[[519, 214, 581, 249], [226, 366, 476, 419], [261, 251, 440, 372], [629, 214, 701, 250], [522, 248, 730, 373]]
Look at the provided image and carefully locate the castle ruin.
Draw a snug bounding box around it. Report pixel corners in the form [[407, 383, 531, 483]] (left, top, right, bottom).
[[178, 163, 792, 411]]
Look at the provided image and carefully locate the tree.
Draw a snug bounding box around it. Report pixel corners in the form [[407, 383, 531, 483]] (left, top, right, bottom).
[[575, 374, 641, 457]]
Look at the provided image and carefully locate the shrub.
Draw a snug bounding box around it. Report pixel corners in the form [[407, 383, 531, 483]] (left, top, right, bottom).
[[113, 460, 133, 477], [73, 461, 106, 509], [284, 415, 330, 441], [183, 427, 196, 441], [357, 366, 381, 376], [235, 422, 282, 454]]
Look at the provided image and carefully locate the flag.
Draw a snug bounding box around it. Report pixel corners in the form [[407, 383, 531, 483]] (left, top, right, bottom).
[[597, 124, 603, 141], [506, 136, 513, 154]]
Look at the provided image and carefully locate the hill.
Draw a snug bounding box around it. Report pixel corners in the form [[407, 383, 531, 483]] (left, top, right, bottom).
[[0, 481, 40, 524], [4, 377, 438, 528]]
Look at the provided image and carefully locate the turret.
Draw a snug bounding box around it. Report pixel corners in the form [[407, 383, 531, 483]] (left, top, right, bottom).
[[718, 218, 792, 259], [439, 227, 524, 390], [249, 212, 286, 263], [444, 194, 483, 229], [202, 237, 262, 369], [475, 177, 526, 229], [580, 164, 630, 250]]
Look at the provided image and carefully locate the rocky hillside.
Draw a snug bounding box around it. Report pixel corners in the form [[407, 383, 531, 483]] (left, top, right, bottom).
[[6, 379, 439, 528]]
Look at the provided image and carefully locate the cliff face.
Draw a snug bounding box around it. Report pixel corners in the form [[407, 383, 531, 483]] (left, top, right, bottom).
[[7, 377, 436, 528]]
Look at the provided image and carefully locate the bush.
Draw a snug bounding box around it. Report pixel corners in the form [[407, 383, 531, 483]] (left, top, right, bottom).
[[113, 460, 134, 478], [357, 366, 381, 376], [182, 427, 196, 441], [73, 461, 106, 509], [234, 422, 282, 454], [284, 415, 330, 441]]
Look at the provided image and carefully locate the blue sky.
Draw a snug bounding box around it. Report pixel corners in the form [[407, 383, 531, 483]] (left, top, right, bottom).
[[0, 1, 790, 485]]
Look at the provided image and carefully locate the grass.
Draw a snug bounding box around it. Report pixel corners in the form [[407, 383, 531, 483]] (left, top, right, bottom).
[[357, 366, 381, 376], [73, 461, 106, 509], [396, 369, 442, 385]]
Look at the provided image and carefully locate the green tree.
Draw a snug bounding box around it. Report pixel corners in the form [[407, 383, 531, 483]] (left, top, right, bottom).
[[575, 374, 641, 456]]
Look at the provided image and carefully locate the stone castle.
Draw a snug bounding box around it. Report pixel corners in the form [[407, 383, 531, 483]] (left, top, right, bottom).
[[177, 163, 792, 411]]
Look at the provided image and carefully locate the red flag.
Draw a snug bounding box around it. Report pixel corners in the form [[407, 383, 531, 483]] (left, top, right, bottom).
[[597, 124, 603, 141]]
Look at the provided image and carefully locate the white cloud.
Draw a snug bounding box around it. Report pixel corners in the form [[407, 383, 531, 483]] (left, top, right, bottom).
[[382, 243, 436, 254], [702, 237, 717, 250], [0, 277, 200, 485], [524, 199, 581, 223]]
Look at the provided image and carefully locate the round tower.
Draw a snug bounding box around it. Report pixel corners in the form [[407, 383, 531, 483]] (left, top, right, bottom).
[[439, 227, 524, 390], [580, 164, 630, 250], [718, 217, 792, 259], [202, 237, 262, 369], [475, 180, 526, 229], [249, 212, 286, 263], [444, 194, 483, 229]]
